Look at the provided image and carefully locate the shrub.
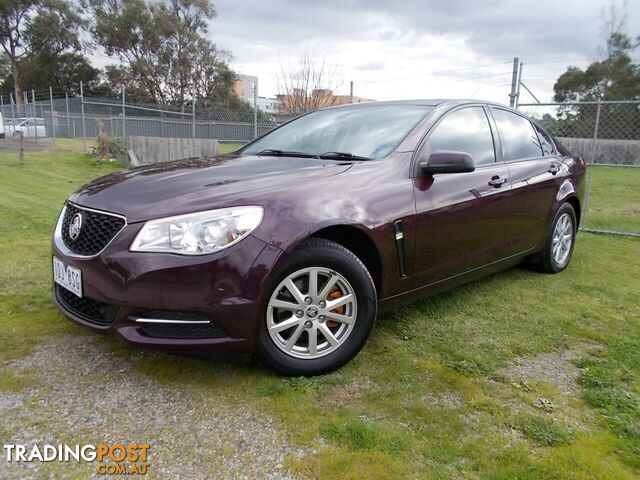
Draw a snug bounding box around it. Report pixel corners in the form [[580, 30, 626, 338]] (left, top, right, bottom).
[[92, 132, 127, 165]]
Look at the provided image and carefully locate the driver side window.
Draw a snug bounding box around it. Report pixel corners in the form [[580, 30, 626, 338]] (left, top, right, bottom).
[[424, 107, 496, 166]]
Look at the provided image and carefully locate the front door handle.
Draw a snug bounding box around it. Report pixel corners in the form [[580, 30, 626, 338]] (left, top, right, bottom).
[[548, 163, 560, 175], [488, 176, 507, 188]]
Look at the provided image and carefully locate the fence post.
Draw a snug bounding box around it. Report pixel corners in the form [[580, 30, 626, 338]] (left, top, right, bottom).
[[121, 84, 126, 139], [80, 81, 87, 151], [49, 86, 55, 144], [10, 93, 15, 121], [192, 97, 196, 140], [32, 89, 38, 144], [582, 100, 601, 228], [1, 96, 4, 123], [65, 93, 70, 138], [253, 80, 258, 139]]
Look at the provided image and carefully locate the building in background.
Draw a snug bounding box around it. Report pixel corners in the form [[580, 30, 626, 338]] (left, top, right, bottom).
[[233, 76, 374, 116], [231, 74, 258, 102], [276, 89, 375, 113]]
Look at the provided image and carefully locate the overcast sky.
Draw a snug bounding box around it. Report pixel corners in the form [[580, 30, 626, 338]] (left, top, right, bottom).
[[209, 0, 640, 104]]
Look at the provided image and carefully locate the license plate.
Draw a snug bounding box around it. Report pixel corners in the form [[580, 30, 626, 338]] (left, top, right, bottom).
[[53, 257, 82, 298]]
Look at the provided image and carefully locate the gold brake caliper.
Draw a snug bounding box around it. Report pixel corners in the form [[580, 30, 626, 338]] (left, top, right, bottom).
[[326, 285, 345, 328]]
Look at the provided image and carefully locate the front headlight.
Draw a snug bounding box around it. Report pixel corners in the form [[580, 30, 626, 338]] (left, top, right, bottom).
[[130, 206, 263, 255]]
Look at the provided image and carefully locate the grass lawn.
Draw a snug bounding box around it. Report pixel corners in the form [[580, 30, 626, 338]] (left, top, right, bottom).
[[584, 165, 640, 234], [0, 150, 638, 479]]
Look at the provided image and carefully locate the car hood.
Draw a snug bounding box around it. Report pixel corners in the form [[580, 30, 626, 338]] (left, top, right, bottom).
[[69, 154, 352, 223]]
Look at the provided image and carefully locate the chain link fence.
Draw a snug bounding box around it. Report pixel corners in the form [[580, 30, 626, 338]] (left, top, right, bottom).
[[0, 84, 297, 149], [519, 100, 639, 237], [0, 87, 637, 237]]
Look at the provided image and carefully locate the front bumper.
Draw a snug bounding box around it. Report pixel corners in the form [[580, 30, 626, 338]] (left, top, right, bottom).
[[52, 218, 284, 355]]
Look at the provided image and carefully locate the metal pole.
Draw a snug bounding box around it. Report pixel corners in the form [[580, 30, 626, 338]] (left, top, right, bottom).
[[121, 84, 126, 139], [9, 93, 14, 122], [350, 81, 354, 103], [49, 86, 55, 144], [80, 81, 86, 151], [582, 100, 601, 228], [519, 82, 541, 104], [515, 62, 523, 108], [509, 57, 519, 107], [1, 96, 4, 123], [32, 89, 38, 143], [192, 96, 196, 140], [65, 93, 70, 138], [253, 81, 258, 139]]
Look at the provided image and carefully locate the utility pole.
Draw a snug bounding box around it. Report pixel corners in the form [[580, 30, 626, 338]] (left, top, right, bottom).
[[514, 62, 523, 108], [509, 57, 519, 107], [349, 81, 354, 103]]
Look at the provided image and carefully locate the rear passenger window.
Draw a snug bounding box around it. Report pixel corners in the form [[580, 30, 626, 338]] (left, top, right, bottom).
[[426, 107, 496, 166], [534, 124, 556, 155], [492, 108, 543, 161]]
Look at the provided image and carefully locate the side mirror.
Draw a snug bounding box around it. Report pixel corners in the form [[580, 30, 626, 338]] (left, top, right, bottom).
[[419, 151, 475, 174]]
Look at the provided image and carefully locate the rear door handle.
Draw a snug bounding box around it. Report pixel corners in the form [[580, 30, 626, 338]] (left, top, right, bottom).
[[548, 163, 560, 175], [488, 176, 507, 188]]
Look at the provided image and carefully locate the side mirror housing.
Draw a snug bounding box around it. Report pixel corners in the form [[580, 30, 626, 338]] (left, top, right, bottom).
[[419, 151, 475, 174]]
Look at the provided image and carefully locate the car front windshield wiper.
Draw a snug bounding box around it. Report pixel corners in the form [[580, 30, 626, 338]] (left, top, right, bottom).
[[256, 149, 315, 158], [314, 151, 372, 161]]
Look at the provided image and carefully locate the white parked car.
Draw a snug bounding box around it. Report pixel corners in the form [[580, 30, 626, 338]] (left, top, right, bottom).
[[6, 117, 46, 138]]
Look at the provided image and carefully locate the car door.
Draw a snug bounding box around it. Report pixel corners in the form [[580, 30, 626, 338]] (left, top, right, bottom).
[[489, 108, 562, 255], [412, 105, 512, 287]]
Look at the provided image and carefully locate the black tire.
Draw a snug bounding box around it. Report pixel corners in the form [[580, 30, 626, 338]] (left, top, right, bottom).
[[533, 203, 577, 273], [257, 237, 377, 376]]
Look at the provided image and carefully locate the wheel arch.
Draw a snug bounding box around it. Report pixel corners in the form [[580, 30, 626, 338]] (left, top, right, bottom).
[[556, 179, 581, 227], [303, 224, 383, 296], [565, 195, 581, 227]]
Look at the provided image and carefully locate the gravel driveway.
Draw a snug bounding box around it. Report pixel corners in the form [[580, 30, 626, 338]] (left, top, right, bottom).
[[1, 335, 306, 479]]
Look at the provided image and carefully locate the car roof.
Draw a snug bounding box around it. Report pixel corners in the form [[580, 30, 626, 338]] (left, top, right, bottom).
[[328, 99, 513, 110]]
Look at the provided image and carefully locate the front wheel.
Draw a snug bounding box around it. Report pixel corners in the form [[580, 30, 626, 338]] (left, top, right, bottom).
[[533, 203, 577, 273], [257, 238, 377, 376]]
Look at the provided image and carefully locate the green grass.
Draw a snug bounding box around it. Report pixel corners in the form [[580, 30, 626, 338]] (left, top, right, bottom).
[[584, 165, 640, 233], [0, 150, 638, 479]]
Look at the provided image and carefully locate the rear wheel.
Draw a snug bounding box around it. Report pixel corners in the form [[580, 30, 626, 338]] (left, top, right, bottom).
[[533, 203, 577, 273], [258, 238, 376, 376]]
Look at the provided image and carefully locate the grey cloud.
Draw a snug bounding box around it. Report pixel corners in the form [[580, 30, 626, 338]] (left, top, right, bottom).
[[355, 60, 385, 71], [212, 0, 640, 63]]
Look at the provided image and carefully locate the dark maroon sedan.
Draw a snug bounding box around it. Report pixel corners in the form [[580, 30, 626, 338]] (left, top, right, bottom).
[[52, 100, 586, 375]]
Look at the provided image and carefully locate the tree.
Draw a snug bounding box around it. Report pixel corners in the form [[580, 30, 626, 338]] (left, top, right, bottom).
[[0, 0, 85, 107], [90, 0, 234, 110], [0, 53, 101, 97], [551, 4, 640, 139], [276, 52, 343, 114]]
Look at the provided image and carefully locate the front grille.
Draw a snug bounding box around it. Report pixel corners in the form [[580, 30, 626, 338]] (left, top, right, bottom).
[[138, 311, 227, 339], [61, 203, 125, 256], [55, 285, 118, 326]]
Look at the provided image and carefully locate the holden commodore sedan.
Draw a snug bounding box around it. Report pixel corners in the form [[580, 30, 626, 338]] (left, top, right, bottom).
[[52, 100, 585, 375]]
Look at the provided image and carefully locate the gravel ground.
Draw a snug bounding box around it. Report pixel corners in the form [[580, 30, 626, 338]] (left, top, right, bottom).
[[498, 344, 599, 396], [0, 336, 307, 479]]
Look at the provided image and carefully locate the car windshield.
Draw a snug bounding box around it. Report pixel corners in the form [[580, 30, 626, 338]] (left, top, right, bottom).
[[242, 105, 432, 160]]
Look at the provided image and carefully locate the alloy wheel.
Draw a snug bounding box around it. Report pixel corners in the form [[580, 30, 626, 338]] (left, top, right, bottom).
[[266, 267, 358, 359], [551, 213, 573, 267]]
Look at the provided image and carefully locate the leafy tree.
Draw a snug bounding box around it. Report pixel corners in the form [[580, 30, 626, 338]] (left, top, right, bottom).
[[551, 7, 640, 140], [553, 33, 640, 103], [90, 0, 235, 110], [0, 53, 101, 97], [0, 0, 85, 106]]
